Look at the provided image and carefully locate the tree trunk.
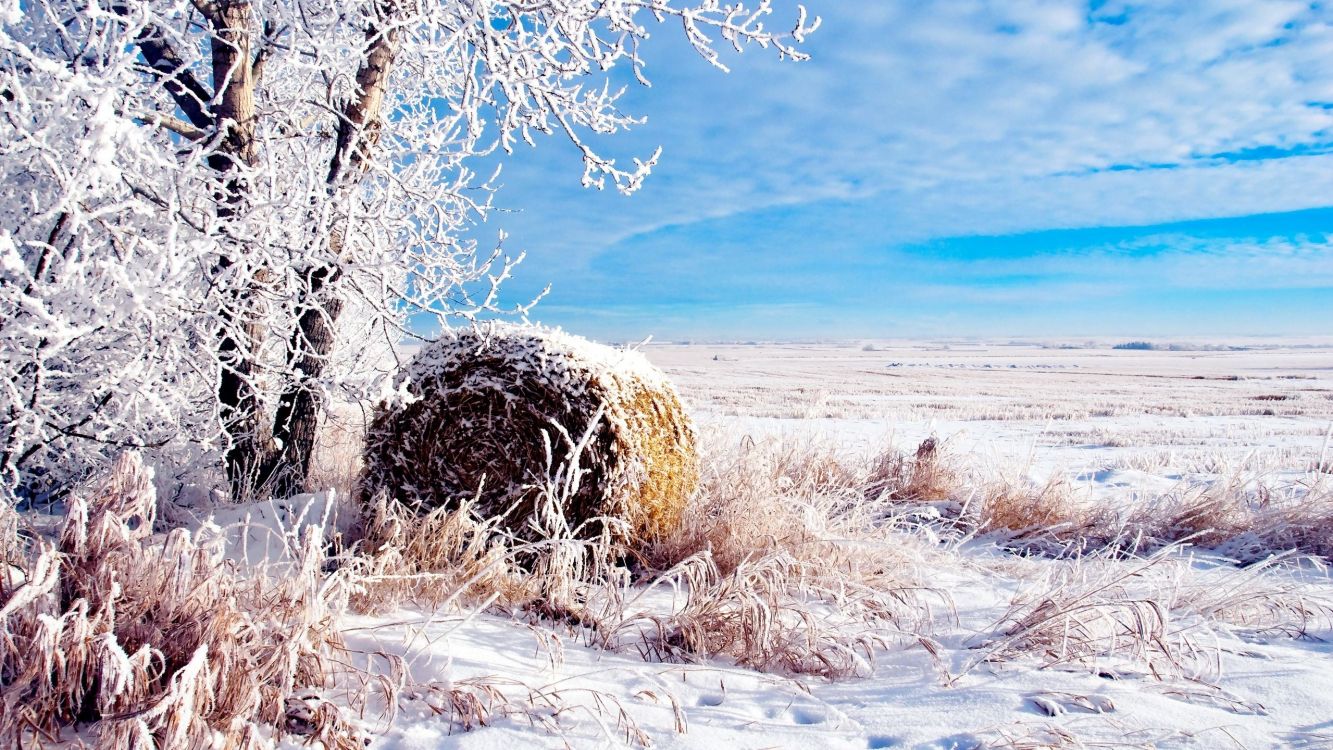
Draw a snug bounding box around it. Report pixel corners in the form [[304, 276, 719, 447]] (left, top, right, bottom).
[[207, 0, 273, 501], [265, 7, 399, 497], [268, 264, 344, 498]]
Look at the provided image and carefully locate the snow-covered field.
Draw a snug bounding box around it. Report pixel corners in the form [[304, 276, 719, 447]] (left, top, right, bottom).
[[650, 339, 1333, 485], [301, 340, 1333, 750]]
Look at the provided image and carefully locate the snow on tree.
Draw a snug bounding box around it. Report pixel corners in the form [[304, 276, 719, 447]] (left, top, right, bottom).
[[0, 0, 817, 503]]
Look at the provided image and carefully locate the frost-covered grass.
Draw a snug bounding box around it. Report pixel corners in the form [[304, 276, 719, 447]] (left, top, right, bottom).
[[0, 454, 361, 748], [5, 341, 1333, 748], [334, 425, 1333, 748]]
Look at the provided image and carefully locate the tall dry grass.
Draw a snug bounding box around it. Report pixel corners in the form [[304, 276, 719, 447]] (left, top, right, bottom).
[[617, 432, 1333, 688], [1109, 478, 1333, 562], [6, 421, 1331, 747], [0, 453, 565, 748], [963, 542, 1333, 730], [0, 453, 359, 748], [336, 426, 1333, 684], [617, 434, 948, 672], [604, 551, 921, 678], [847, 434, 1333, 562], [337, 430, 948, 680], [975, 548, 1222, 681]]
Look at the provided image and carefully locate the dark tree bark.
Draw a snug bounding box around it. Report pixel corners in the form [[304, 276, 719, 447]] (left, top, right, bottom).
[[268, 263, 344, 498], [206, 0, 278, 500], [266, 4, 399, 497], [124, 0, 399, 500]]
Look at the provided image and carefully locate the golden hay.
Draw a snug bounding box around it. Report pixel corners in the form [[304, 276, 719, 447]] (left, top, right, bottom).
[[361, 323, 698, 545]]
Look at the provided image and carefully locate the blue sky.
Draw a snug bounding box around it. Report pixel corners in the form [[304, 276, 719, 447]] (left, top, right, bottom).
[[471, 0, 1333, 341]]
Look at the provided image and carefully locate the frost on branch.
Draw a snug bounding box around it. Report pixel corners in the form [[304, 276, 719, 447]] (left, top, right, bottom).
[[0, 0, 815, 503]]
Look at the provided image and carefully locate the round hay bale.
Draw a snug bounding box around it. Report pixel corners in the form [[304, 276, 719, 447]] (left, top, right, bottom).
[[361, 323, 698, 544]]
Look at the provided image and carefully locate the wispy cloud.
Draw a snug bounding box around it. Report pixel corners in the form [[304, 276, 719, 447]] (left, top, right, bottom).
[[476, 1, 1333, 338]]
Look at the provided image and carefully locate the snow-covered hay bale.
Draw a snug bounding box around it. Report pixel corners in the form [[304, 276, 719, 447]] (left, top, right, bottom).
[[361, 324, 698, 544]]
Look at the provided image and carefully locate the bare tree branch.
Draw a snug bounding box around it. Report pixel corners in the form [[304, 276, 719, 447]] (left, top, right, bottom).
[[111, 6, 216, 130], [133, 110, 210, 141]]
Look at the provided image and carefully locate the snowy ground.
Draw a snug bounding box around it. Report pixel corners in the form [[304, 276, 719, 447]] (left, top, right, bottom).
[[649, 339, 1333, 501], [275, 340, 1333, 749], [343, 570, 1333, 750]]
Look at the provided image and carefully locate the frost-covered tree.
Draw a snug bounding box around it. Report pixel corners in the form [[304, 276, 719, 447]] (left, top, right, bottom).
[[0, 0, 817, 502]]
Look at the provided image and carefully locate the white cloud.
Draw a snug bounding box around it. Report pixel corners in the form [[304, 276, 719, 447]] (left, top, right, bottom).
[[477, 0, 1333, 334], [491, 1, 1333, 250]]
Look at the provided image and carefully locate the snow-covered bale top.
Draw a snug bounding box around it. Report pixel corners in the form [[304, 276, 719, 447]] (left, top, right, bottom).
[[361, 323, 698, 544]]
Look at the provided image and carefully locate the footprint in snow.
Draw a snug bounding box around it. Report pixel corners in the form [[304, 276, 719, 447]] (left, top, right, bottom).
[[866, 736, 900, 748], [788, 708, 826, 725], [696, 694, 724, 707]]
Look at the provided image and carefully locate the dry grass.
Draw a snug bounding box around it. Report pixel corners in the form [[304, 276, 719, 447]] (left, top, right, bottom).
[[968, 544, 1333, 690], [867, 436, 959, 503], [9, 414, 1332, 747], [605, 551, 925, 678], [977, 720, 1171, 749], [361, 324, 698, 546], [346, 493, 518, 613], [0, 452, 655, 748], [617, 432, 1333, 692], [344, 426, 1333, 689], [1111, 477, 1333, 562], [342, 424, 1333, 677], [1171, 554, 1333, 639], [842, 434, 1333, 562], [0, 453, 358, 748], [598, 432, 950, 678], [345, 454, 636, 621], [349, 429, 946, 681], [307, 401, 370, 501], [640, 433, 864, 575], [974, 549, 1222, 681], [661, 432, 1094, 559]]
